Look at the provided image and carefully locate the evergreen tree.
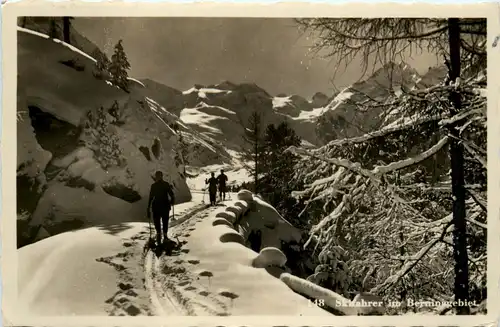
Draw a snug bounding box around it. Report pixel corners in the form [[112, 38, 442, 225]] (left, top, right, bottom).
[[20, 17, 28, 28], [81, 106, 126, 169], [240, 112, 265, 193], [109, 40, 131, 92], [260, 121, 305, 225], [48, 18, 58, 39], [62, 17, 74, 44], [92, 49, 111, 80]]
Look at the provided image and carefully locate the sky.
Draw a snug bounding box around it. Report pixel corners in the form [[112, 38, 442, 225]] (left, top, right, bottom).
[[73, 17, 441, 98]]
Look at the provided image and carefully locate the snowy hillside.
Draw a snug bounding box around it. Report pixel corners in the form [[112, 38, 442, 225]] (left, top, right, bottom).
[[18, 17, 105, 63], [16, 27, 196, 247]]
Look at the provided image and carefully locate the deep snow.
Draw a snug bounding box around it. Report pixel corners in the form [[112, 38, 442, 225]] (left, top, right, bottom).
[[17, 192, 332, 316]]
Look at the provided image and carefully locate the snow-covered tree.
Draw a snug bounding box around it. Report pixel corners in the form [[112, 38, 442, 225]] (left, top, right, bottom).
[[259, 122, 304, 224], [292, 18, 486, 314], [109, 39, 131, 92], [81, 105, 126, 170], [92, 49, 111, 80], [240, 111, 265, 193], [62, 17, 74, 44], [48, 19, 58, 39]]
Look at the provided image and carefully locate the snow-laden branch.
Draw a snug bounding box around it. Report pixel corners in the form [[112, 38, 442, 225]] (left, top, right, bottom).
[[371, 221, 454, 294], [320, 114, 447, 148], [467, 189, 487, 212], [466, 216, 487, 230], [439, 108, 483, 127], [290, 136, 448, 182], [287, 146, 378, 181], [371, 136, 449, 174]]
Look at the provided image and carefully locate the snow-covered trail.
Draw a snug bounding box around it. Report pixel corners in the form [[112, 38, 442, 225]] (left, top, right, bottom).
[[18, 193, 214, 316], [143, 205, 231, 316], [18, 185, 332, 317]]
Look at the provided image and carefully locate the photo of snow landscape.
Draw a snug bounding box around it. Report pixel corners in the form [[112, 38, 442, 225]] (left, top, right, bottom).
[[12, 15, 487, 319]]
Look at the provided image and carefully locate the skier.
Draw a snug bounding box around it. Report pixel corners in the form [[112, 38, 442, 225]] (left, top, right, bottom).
[[147, 171, 175, 245], [205, 172, 218, 206], [217, 169, 228, 201]]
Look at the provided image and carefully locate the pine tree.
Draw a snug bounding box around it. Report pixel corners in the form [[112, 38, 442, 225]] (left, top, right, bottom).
[[92, 49, 111, 80], [81, 106, 126, 169], [48, 19, 58, 39], [240, 112, 265, 193], [62, 17, 74, 44], [109, 40, 131, 92], [260, 121, 304, 224]]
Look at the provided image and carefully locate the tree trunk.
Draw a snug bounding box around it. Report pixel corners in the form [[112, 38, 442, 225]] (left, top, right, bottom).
[[49, 19, 58, 39], [63, 17, 71, 44], [447, 18, 470, 315]]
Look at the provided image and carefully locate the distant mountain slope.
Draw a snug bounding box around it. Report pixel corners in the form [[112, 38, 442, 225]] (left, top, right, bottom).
[[313, 62, 447, 143], [134, 62, 446, 153]]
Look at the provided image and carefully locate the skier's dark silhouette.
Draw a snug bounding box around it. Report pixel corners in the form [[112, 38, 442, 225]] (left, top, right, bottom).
[[217, 169, 228, 201], [206, 172, 218, 206], [147, 171, 175, 244]]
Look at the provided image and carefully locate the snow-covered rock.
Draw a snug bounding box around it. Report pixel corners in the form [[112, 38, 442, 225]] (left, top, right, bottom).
[[212, 217, 234, 228], [215, 211, 237, 224], [237, 189, 253, 202], [311, 92, 330, 108], [237, 196, 302, 251], [280, 273, 358, 315], [352, 292, 386, 315], [219, 230, 245, 245], [252, 247, 287, 268], [226, 205, 242, 218]]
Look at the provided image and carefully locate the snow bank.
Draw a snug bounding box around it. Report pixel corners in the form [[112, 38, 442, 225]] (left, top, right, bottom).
[[280, 273, 359, 315], [18, 223, 145, 315], [18, 27, 97, 63], [236, 195, 302, 249], [175, 193, 332, 315], [127, 77, 146, 88]]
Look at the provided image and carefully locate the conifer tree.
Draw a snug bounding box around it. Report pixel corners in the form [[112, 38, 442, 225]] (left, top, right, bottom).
[[48, 19, 58, 39], [62, 17, 74, 44], [109, 39, 131, 92], [240, 112, 265, 193], [92, 49, 111, 80]]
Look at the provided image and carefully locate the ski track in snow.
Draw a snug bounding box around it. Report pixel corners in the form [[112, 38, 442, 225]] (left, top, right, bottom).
[[95, 203, 231, 316]]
